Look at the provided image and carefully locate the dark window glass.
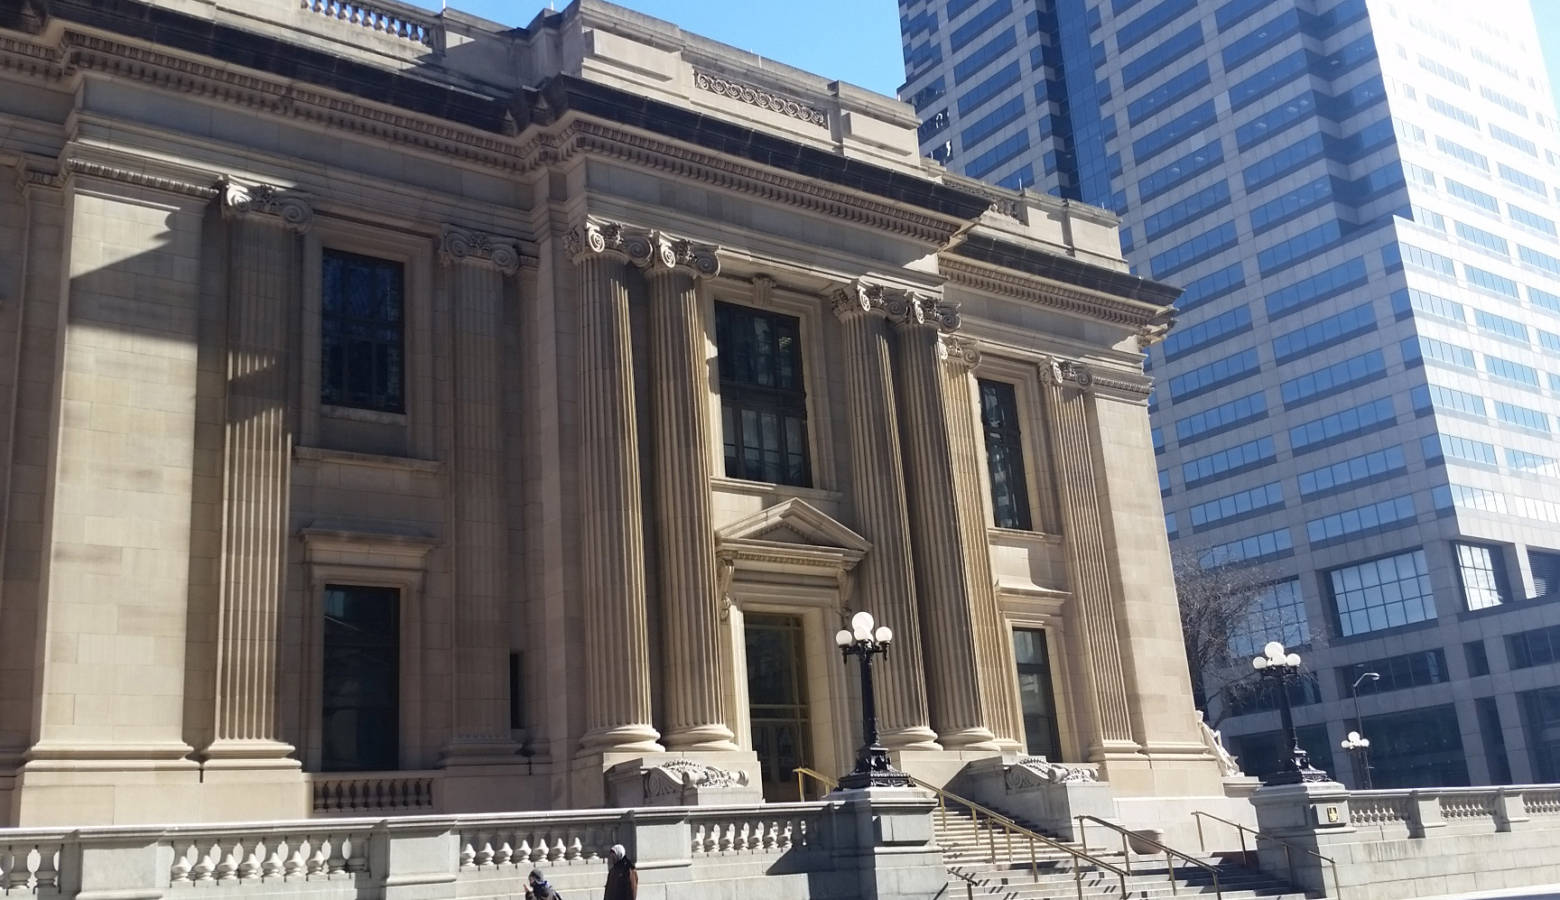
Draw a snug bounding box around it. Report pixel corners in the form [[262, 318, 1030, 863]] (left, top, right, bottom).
[[1013, 629, 1062, 760], [1358, 704, 1469, 788], [509, 652, 523, 731], [321, 585, 399, 772], [715, 302, 810, 487], [1227, 671, 1322, 717], [1523, 687, 1560, 782], [321, 250, 405, 413], [1465, 640, 1490, 677], [1229, 724, 1334, 782], [978, 380, 1032, 531], [1508, 624, 1560, 670], [1337, 649, 1448, 697], [1477, 697, 1513, 783]]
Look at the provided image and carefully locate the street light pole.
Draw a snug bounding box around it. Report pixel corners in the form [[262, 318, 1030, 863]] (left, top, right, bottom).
[[1251, 641, 1330, 786], [1348, 671, 1380, 789], [835, 611, 912, 790]]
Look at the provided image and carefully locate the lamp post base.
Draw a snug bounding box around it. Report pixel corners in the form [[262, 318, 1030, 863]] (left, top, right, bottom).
[[837, 743, 913, 790], [1262, 749, 1332, 786]]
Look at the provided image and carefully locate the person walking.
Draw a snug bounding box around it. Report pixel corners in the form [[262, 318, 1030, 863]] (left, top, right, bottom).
[[604, 844, 637, 900], [525, 869, 560, 900]]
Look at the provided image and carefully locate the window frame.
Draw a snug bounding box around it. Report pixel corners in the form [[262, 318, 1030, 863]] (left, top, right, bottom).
[[1453, 541, 1512, 611], [713, 300, 813, 489], [977, 377, 1035, 531], [319, 248, 408, 415], [970, 355, 1060, 534]]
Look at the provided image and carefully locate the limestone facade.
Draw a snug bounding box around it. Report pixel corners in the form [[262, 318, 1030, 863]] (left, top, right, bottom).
[[0, 0, 1221, 826]]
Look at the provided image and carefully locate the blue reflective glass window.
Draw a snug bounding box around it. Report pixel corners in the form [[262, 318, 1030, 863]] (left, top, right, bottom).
[[957, 62, 1023, 116], [1167, 346, 1261, 401], [1496, 400, 1551, 432], [1288, 397, 1395, 452], [1197, 529, 1293, 568], [1161, 304, 1251, 361], [1280, 350, 1387, 408], [1510, 205, 1558, 238], [1122, 23, 1202, 91], [950, 0, 1013, 52], [1464, 265, 1519, 299], [1455, 222, 1510, 257], [1298, 447, 1407, 497], [1215, 0, 1269, 31], [1400, 243, 1456, 277], [1319, 34, 1376, 78], [1392, 288, 1465, 323], [1539, 330, 1560, 355], [1328, 549, 1435, 637], [1235, 91, 1318, 151], [1128, 62, 1210, 126], [1423, 433, 1497, 466], [1491, 124, 1538, 157], [1223, 9, 1300, 70], [995, 164, 1033, 191], [961, 96, 1028, 149], [1475, 309, 1528, 344], [1243, 134, 1325, 192], [1307, 495, 1416, 548], [1427, 95, 1479, 129], [1257, 221, 1343, 276], [1436, 136, 1489, 172], [1518, 245, 1560, 278], [966, 130, 1030, 179], [1272, 302, 1376, 363], [1485, 355, 1540, 388], [1531, 287, 1560, 316], [1189, 482, 1284, 530], [1138, 140, 1224, 202], [954, 29, 1018, 81], [1500, 164, 1548, 197], [1150, 220, 1239, 279], [1174, 390, 1267, 444], [1174, 263, 1245, 314], [1117, 0, 1196, 52], [1402, 336, 1476, 370], [1143, 180, 1231, 241], [1133, 100, 1217, 163], [1444, 179, 1498, 213], [1229, 50, 1310, 112], [1250, 176, 1335, 235], [1418, 56, 1470, 89], [1412, 384, 1486, 418], [1265, 258, 1368, 319], [1181, 436, 1277, 488], [1321, 76, 1388, 122]]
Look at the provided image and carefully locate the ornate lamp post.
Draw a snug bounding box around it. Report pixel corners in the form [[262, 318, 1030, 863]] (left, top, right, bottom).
[[834, 611, 912, 789], [1346, 670, 1380, 789], [1340, 731, 1372, 789], [1251, 641, 1330, 786]]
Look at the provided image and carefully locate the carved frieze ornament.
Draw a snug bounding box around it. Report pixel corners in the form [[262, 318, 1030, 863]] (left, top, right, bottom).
[[217, 179, 313, 232], [1044, 357, 1093, 391], [1004, 756, 1101, 789], [751, 274, 776, 305], [641, 231, 721, 279], [439, 225, 521, 275], [692, 69, 828, 128], [564, 219, 654, 265]]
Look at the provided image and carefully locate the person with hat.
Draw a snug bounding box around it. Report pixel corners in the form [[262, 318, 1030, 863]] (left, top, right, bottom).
[[603, 845, 637, 900]]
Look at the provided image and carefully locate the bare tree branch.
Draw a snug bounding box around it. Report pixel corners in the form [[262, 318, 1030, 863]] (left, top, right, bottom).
[[1172, 545, 1282, 729]]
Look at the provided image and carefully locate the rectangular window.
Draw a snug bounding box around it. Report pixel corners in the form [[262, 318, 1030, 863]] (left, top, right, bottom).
[[1167, 346, 1259, 401], [1328, 548, 1436, 637], [1012, 629, 1063, 759], [1271, 303, 1375, 363], [1402, 336, 1475, 370], [1500, 163, 1548, 196], [1198, 528, 1293, 568], [322, 585, 400, 772], [1510, 205, 1557, 237], [1180, 436, 1276, 488], [1174, 262, 1245, 313], [1464, 266, 1520, 299], [1258, 221, 1343, 276], [1265, 258, 1369, 319], [1479, 83, 1527, 116], [1392, 288, 1464, 323], [1519, 244, 1560, 278], [1174, 390, 1266, 444], [1188, 481, 1283, 531], [1227, 578, 1309, 660], [1490, 123, 1538, 157], [1427, 95, 1479, 129], [509, 652, 523, 731], [949, 0, 1012, 52], [1139, 141, 1223, 203], [1475, 309, 1529, 344], [1229, 724, 1332, 782], [1297, 446, 1406, 498], [1411, 383, 1486, 418], [1116, 0, 1196, 52], [1478, 697, 1514, 784], [1495, 400, 1551, 432], [1510, 625, 1560, 669], [1484, 355, 1539, 388], [1443, 178, 1499, 213], [1128, 61, 1210, 126], [1160, 305, 1251, 361], [1359, 705, 1469, 788], [1288, 397, 1395, 453], [1150, 221, 1239, 279], [1243, 134, 1325, 193], [1421, 432, 1496, 466], [1339, 648, 1449, 698], [1435, 136, 1489, 171], [1465, 640, 1491, 677], [321, 249, 406, 414], [1454, 221, 1509, 257], [1229, 49, 1309, 112], [1143, 180, 1231, 242], [1509, 449, 1560, 478], [1455, 542, 1510, 610], [1417, 56, 1469, 89], [1523, 687, 1560, 781], [1306, 495, 1416, 547], [1234, 91, 1316, 151], [1280, 350, 1386, 408], [1250, 175, 1335, 235], [1400, 243, 1456, 277], [978, 380, 1032, 531], [1123, 23, 1203, 90], [1134, 100, 1217, 162], [715, 302, 811, 487]]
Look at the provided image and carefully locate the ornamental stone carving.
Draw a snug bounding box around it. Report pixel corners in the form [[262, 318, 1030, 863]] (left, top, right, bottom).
[[1197, 710, 1242, 777], [564, 219, 653, 265], [692, 69, 828, 128], [828, 280, 957, 330], [938, 334, 982, 370], [1044, 358, 1093, 390], [643, 759, 751, 800], [640, 231, 721, 279], [218, 179, 313, 232], [439, 224, 522, 275], [1005, 756, 1100, 789]]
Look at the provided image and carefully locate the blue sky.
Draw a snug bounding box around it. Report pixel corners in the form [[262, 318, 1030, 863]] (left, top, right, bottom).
[[448, 0, 1560, 104]]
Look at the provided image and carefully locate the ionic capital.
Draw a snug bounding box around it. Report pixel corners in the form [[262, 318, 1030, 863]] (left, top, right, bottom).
[[218, 179, 313, 232], [439, 224, 522, 275], [564, 219, 654, 266], [1044, 358, 1093, 392], [828, 279, 958, 330], [639, 231, 721, 280], [938, 334, 982, 371]]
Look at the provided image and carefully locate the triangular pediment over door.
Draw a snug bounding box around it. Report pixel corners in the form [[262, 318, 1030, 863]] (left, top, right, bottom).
[[715, 497, 869, 582]]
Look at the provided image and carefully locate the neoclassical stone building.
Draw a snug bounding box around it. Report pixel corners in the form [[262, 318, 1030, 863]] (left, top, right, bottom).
[[0, 0, 1225, 826]]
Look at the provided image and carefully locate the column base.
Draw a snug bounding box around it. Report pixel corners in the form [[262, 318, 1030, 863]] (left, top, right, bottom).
[[579, 723, 664, 755], [661, 723, 739, 751], [201, 738, 300, 769], [936, 727, 1001, 750], [879, 726, 942, 752]]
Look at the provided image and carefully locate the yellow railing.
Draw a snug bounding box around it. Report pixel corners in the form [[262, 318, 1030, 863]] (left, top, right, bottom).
[[792, 767, 1129, 900], [1191, 810, 1342, 900], [1075, 814, 1222, 898]]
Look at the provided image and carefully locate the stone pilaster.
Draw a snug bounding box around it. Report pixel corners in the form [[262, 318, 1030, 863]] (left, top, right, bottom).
[[204, 181, 312, 766], [640, 233, 736, 751], [890, 301, 998, 750], [1042, 359, 1137, 757], [570, 221, 663, 755], [940, 336, 1024, 750], [439, 225, 523, 762], [832, 282, 939, 751]]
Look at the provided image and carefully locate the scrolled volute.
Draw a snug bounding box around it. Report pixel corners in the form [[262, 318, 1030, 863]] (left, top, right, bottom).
[[219, 178, 313, 232], [565, 219, 653, 265], [938, 334, 982, 370], [641, 231, 722, 279], [439, 225, 522, 275], [1044, 357, 1093, 391]]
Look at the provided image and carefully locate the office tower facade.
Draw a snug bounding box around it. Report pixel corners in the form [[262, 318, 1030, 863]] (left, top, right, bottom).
[[902, 0, 1560, 788]]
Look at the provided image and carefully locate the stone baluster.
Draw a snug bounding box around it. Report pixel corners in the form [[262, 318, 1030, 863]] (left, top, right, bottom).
[[640, 233, 736, 750], [570, 221, 663, 755], [939, 336, 1023, 749], [1042, 360, 1135, 753], [831, 282, 938, 751], [889, 301, 998, 750], [439, 225, 524, 760], [205, 182, 311, 764]]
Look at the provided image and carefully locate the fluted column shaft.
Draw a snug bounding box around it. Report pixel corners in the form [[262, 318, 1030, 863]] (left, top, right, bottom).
[[576, 245, 663, 755], [836, 298, 938, 751], [208, 212, 297, 761], [1044, 363, 1135, 753], [645, 242, 735, 750], [443, 235, 520, 758], [893, 322, 998, 749]]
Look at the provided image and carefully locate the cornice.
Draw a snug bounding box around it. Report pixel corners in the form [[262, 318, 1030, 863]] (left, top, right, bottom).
[[940, 255, 1172, 334], [66, 158, 218, 199]]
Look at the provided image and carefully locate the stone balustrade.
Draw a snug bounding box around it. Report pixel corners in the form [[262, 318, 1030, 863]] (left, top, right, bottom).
[[311, 772, 438, 814], [0, 793, 943, 900], [298, 0, 443, 49], [1348, 784, 1560, 839]]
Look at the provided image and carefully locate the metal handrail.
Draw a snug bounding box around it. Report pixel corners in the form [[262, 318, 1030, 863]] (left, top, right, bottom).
[[792, 767, 1129, 900], [1191, 810, 1342, 900], [1075, 814, 1221, 898]]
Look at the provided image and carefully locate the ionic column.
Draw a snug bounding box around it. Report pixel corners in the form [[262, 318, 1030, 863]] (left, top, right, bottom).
[[440, 226, 524, 762], [832, 283, 939, 751], [940, 336, 1023, 750], [640, 234, 736, 750], [890, 302, 998, 750], [205, 182, 312, 765], [570, 222, 663, 755], [1043, 360, 1136, 755]]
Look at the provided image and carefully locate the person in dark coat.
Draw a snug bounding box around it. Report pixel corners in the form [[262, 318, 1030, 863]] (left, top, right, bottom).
[[604, 844, 637, 900], [525, 869, 559, 900]]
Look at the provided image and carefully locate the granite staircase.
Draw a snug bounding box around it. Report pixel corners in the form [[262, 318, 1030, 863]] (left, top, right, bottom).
[[932, 806, 1318, 900]]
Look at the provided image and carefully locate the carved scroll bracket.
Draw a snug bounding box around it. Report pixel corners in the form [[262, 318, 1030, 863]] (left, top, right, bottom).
[[439, 224, 522, 276], [827, 278, 957, 330], [218, 178, 313, 232], [639, 230, 721, 280]]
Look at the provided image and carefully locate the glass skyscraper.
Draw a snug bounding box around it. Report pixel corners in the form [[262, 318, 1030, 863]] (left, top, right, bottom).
[[901, 0, 1560, 787]]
